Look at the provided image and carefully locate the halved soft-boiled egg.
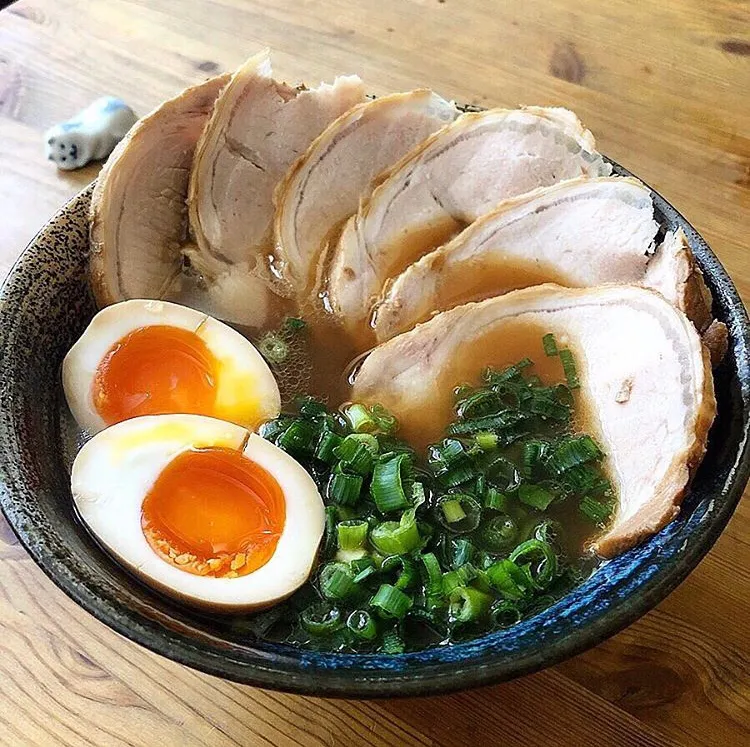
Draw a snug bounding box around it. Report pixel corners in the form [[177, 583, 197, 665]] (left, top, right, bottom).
[[71, 414, 325, 609], [63, 299, 280, 434]]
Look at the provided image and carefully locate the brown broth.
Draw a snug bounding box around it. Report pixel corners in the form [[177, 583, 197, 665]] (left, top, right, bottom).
[[381, 215, 465, 281], [429, 254, 574, 319]]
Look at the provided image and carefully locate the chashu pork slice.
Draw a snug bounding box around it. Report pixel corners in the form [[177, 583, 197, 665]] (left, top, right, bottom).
[[273, 90, 459, 300], [90, 73, 229, 307], [327, 106, 612, 339], [352, 285, 716, 557], [644, 228, 727, 365], [188, 49, 365, 275], [373, 177, 660, 341]]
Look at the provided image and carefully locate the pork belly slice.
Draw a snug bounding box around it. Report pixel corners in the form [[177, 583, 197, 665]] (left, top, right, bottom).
[[327, 106, 612, 338], [373, 177, 659, 342], [90, 74, 229, 307], [352, 285, 716, 557], [188, 49, 365, 274], [274, 90, 458, 300]]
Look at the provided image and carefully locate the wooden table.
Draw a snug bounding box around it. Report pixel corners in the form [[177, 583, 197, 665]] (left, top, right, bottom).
[[1, 1, 749, 744]]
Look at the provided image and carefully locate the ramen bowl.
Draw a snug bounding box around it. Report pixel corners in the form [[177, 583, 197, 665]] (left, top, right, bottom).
[[0, 166, 748, 697]]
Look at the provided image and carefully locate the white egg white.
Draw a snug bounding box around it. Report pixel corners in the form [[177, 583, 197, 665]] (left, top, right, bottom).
[[62, 299, 281, 434], [71, 414, 326, 610]]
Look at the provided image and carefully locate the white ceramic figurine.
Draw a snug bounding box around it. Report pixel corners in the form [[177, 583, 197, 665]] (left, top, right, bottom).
[[45, 97, 138, 170]]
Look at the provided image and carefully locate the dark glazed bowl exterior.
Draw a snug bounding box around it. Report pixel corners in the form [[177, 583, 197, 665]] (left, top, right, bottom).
[[0, 165, 748, 698]]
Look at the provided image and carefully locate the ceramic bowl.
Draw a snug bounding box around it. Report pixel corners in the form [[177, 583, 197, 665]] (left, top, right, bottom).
[[1, 164, 748, 698]]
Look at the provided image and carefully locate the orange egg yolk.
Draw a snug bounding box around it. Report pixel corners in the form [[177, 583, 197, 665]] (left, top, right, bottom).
[[92, 325, 218, 426], [141, 447, 286, 578]]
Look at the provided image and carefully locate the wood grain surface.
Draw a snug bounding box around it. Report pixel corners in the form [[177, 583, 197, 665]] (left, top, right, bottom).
[[1, 0, 749, 745]]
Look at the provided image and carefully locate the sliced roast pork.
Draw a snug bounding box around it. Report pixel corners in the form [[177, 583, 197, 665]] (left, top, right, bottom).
[[352, 285, 715, 557], [644, 228, 713, 332], [373, 177, 659, 341], [327, 107, 612, 338], [274, 90, 458, 300], [188, 49, 365, 273], [90, 74, 229, 306]]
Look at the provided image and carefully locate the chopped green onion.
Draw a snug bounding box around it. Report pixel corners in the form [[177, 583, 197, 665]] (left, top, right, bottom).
[[322, 505, 338, 559], [336, 548, 368, 564], [483, 359, 532, 385], [563, 464, 611, 495], [258, 417, 291, 442], [326, 468, 363, 506], [276, 420, 316, 455], [435, 494, 482, 533], [484, 488, 508, 512], [522, 439, 548, 478], [441, 499, 466, 524], [559, 348, 580, 389], [301, 603, 343, 635], [370, 509, 421, 555], [509, 539, 558, 589], [447, 411, 529, 436], [456, 390, 504, 419], [542, 333, 558, 356], [381, 627, 405, 654], [518, 483, 555, 511], [370, 583, 412, 619], [314, 430, 343, 464], [347, 610, 377, 640], [295, 395, 328, 419], [420, 552, 443, 597], [548, 435, 603, 474], [412, 481, 427, 508], [344, 403, 378, 433], [438, 463, 477, 487], [284, 316, 307, 331], [337, 520, 369, 551], [482, 455, 521, 492], [472, 566, 493, 594], [490, 599, 523, 628], [475, 432, 498, 451], [319, 562, 358, 600], [381, 555, 418, 590], [370, 453, 412, 512], [442, 563, 477, 595], [334, 434, 378, 475], [451, 538, 475, 569], [478, 514, 518, 552], [486, 559, 529, 600], [371, 404, 398, 434], [534, 519, 563, 546], [579, 495, 614, 524], [258, 332, 289, 364], [449, 586, 492, 624], [428, 439, 468, 470], [351, 557, 378, 584]]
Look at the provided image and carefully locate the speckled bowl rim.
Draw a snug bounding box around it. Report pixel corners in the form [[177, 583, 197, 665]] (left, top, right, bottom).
[[1, 161, 748, 699]]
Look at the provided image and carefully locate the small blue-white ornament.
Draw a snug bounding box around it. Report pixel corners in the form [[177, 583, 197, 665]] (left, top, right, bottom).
[[45, 97, 138, 170]]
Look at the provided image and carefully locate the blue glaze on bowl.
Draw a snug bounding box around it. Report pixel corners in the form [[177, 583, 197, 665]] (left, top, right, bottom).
[[0, 161, 748, 698]]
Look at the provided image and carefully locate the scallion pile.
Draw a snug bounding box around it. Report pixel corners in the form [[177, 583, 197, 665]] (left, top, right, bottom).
[[257, 338, 613, 653]]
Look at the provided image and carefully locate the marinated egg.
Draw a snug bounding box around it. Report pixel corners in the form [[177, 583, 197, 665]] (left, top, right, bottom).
[[71, 414, 325, 610], [63, 299, 280, 434]]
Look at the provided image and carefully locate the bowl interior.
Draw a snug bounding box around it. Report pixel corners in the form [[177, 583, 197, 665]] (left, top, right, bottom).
[[1, 170, 749, 698]]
